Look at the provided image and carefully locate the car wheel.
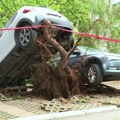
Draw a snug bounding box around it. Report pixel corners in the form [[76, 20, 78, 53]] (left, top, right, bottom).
[[64, 35, 74, 51], [55, 31, 74, 51], [19, 79, 27, 92], [15, 23, 36, 48], [69, 35, 74, 49], [87, 64, 103, 85]]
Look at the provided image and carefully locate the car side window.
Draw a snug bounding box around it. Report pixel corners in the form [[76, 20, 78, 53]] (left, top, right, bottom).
[[4, 13, 17, 28], [0, 13, 17, 37]]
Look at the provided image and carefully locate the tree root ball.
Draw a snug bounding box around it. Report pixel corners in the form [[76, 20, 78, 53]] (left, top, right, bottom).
[[31, 62, 80, 100], [31, 19, 80, 100]]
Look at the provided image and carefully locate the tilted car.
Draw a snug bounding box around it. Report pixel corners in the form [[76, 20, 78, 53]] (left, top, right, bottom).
[[0, 6, 74, 88], [52, 46, 120, 86]]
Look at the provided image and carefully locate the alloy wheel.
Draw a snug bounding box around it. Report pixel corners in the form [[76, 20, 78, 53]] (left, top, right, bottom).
[[88, 66, 97, 83], [19, 29, 31, 46]]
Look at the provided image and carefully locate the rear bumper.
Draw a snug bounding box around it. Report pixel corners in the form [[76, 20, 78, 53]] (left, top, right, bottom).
[[34, 15, 73, 30]]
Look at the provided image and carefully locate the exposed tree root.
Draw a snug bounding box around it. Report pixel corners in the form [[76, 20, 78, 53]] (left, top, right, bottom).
[[31, 19, 80, 99], [31, 62, 80, 100]]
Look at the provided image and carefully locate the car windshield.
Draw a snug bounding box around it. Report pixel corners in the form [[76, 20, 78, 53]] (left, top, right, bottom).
[[78, 46, 100, 54]]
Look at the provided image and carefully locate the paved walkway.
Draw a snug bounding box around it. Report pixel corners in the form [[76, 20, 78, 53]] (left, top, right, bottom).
[[0, 102, 35, 120], [0, 81, 119, 120], [0, 100, 119, 120]]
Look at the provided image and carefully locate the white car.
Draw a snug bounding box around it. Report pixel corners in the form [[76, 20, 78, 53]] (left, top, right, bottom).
[[0, 6, 74, 88]]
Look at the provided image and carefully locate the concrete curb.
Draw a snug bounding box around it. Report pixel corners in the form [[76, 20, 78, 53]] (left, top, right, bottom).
[[10, 105, 118, 120]]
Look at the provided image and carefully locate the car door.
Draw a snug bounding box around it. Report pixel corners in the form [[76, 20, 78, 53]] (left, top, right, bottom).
[[68, 50, 82, 67]]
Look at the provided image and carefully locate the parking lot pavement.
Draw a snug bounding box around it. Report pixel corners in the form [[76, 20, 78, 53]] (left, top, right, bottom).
[[103, 81, 120, 89]]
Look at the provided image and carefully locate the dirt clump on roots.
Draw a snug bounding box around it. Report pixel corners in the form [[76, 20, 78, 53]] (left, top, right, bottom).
[[31, 19, 80, 100], [31, 62, 80, 100]]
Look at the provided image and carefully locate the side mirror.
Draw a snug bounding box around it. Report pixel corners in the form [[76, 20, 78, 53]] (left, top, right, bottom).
[[72, 50, 81, 56]]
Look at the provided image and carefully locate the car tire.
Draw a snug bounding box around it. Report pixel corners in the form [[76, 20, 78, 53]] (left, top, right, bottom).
[[87, 64, 103, 86], [15, 22, 36, 48], [19, 79, 27, 92], [64, 35, 74, 51], [69, 35, 74, 49]]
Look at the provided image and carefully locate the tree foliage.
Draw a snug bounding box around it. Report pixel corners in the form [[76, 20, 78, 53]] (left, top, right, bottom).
[[0, 0, 119, 53]]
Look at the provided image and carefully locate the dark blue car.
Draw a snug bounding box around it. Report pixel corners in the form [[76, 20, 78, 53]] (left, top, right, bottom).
[[52, 46, 120, 86]]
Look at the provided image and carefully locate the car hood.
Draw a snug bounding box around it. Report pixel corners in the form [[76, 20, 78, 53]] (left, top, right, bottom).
[[86, 52, 120, 61], [105, 53, 120, 60]]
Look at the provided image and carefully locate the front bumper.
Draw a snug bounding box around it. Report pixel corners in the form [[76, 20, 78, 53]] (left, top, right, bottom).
[[104, 69, 120, 81]]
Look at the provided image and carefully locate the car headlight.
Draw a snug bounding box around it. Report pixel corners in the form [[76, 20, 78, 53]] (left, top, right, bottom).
[[108, 66, 117, 70]]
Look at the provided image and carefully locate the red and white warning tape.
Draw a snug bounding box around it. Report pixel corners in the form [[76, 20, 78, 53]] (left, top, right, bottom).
[[0, 25, 120, 43]]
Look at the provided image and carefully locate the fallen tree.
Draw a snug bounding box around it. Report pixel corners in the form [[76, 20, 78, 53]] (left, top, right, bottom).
[[30, 18, 102, 99], [31, 19, 80, 99]]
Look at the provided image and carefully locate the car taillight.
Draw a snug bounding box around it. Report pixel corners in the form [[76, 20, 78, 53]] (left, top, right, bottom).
[[23, 9, 30, 13]]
